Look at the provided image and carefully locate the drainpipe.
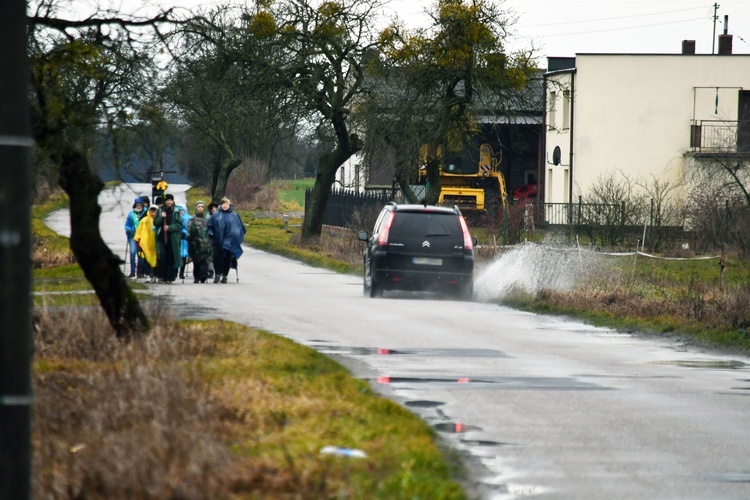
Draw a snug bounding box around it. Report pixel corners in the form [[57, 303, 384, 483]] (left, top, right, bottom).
[[568, 70, 575, 205], [539, 73, 547, 204]]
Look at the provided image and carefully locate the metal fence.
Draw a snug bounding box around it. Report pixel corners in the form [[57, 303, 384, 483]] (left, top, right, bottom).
[[690, 120, 740, 153], [305, 188, 391, 228], [517, 199, 683, 249], [535, 201, 624, 226]]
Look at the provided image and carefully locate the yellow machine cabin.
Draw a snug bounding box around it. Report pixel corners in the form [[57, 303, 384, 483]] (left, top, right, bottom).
[[419, 143, 508, 213]]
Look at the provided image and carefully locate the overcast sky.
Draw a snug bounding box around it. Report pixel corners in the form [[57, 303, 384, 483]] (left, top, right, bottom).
[[58, 0, 750, 65]]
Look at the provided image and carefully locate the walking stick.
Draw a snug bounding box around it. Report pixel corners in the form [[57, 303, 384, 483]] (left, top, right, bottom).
[[123, 241, 129, 275]]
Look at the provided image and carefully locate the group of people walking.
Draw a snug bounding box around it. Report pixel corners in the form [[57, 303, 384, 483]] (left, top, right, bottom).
[[125, 193, 246, 284]]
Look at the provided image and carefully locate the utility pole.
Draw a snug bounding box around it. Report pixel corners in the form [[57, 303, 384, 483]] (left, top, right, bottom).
[[712, 3, 720, 54], [0, 1, 33, 499]]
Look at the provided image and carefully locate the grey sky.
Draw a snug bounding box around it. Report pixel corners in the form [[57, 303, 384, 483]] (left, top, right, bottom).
[[55, 0, 750, 65]]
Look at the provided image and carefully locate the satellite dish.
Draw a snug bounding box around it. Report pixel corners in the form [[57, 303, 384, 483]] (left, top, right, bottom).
[[552, 146, 561, 166]]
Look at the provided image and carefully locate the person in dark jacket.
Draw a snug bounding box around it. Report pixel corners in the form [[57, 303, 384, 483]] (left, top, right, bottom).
[[153, 193, 183, 283], [206, 202, 219, 279], [207, 197, 246, 283], [187, 201, 212, 283]]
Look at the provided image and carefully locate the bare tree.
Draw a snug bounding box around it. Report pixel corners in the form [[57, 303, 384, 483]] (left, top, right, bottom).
[[162, 6, 300, 202], [579, 170, 648, 247], [689, 154, 750, 208], [265, 0, 385, 238], [28, 1, 183, 338]]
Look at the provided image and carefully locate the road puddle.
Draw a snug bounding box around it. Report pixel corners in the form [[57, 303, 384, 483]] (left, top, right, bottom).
[[434, 422, 481, 433], [377, 376, 470, 384], [705, 473, 750, 483], [319, 346, 509, 358], [460, 439, 507, 447], [405, 400, 445, 408], [651, 360, 746, 370], [374, 375, 607, 391]]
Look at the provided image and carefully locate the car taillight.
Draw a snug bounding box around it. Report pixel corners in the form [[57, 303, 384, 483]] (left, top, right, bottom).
[[377, 211, 395, 246], [459, 216, 473, 250]]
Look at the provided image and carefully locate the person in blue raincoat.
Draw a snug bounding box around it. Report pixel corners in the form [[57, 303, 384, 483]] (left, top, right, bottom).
[[207, 197, 246, 284], [178, 204, 190, 280], [124, 197, 143, 278]]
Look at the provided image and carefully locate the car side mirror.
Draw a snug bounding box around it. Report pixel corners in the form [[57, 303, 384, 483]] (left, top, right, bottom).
[[358, 230, 369, 242], [472, 237, 478, 247]]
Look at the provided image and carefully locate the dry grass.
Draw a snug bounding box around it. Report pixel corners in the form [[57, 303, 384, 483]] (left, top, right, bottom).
[[32, 305, 464, 499], [32, 305, 231, 498], [292, 226, 364, 268], [32, 306, 319, 498], [525, 273, 750, 346]]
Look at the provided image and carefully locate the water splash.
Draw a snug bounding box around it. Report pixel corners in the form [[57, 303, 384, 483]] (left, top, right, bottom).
[[475, 242, 600, 302]]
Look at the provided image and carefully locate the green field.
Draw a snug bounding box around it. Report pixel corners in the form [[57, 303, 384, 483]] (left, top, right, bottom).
[[272, 178, 315, 209]]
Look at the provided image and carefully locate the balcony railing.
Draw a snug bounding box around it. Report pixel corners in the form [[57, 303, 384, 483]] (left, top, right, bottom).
[[690, 119, 750, 154]]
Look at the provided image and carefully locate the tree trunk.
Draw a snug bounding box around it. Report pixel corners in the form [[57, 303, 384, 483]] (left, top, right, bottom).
[[398, 177, 420, 204], [57, 147, 149, 339], [424, 155, 442, 205], [211, 157, 242, 202], [302, 115, 360, 239], [303, 152, 341, 239]]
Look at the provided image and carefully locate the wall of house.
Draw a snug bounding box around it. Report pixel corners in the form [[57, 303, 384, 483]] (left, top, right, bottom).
[[545, 54, 750, 204], [336, 151, 367, 193], [545, 71, 574, 204]]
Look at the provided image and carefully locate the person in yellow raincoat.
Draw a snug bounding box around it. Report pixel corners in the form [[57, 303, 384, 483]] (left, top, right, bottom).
[[134, 205, 158, 282]]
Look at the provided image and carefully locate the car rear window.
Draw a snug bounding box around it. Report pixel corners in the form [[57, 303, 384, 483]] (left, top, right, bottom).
[[390, 212, 460, 238]]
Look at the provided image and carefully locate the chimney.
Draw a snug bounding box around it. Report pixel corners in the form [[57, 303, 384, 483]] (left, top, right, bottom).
[[682, 40, 696, 55], [718, 15, 733, 55]]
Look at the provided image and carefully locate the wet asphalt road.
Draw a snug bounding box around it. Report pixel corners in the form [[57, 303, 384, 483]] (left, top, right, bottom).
[[47, 184, 750, 499]]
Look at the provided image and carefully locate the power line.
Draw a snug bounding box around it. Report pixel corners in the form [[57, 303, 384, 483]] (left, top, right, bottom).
[[537, 16, 706, 38], [520, 5, 709, 28]]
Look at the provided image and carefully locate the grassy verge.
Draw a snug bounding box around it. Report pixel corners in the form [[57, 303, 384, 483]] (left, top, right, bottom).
[[499, 253, 750, 353], [31, 191, 73, 268], [32, 191, 149, 296], [33, 309, 464, 498], [31, 193, 97, 296]]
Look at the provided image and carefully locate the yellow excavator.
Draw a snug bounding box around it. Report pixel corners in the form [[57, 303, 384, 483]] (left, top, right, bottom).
[[419, 143, 508, 215]]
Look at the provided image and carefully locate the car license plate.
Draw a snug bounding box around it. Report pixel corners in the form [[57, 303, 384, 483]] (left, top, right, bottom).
[[413, 257, 442, 266]]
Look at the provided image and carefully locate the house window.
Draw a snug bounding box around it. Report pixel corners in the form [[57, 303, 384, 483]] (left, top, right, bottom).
[[739, 90, 750, 153], [547, 168, 553, 200], [562, 90, 570, 130], [563, 169, 569, 203], [340, 166, 345, 186], [548, 91, 557, 129]]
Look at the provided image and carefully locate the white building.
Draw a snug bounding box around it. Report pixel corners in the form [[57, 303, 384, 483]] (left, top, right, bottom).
[[543, 40, 750, 206], [335, 152, 366, 193]]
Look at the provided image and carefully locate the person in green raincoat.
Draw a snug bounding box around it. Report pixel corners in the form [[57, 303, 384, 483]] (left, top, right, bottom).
[[153, 193, 183, 283], [187, 200, 213, 283]]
